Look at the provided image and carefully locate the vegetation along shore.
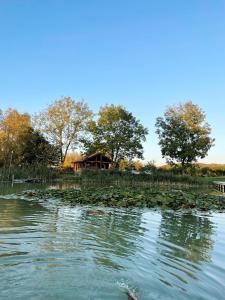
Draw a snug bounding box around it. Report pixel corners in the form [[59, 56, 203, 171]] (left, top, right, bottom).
[[21, 186, 225, 211], [1, 97, 225, 213]]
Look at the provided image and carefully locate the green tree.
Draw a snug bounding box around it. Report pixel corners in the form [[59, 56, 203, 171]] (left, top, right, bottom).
[[35, 97, 92, 165], [155, 101, 214, 168], [20, 128, 60, 165], [82, 105, 148, 167], [142, 160, 157, 172]]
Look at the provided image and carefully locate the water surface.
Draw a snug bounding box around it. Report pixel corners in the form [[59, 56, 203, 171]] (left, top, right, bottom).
[[0, 183, 225, 299]]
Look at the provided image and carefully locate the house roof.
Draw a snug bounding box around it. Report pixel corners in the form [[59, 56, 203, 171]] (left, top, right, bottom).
[[72, 152, 112, 163]]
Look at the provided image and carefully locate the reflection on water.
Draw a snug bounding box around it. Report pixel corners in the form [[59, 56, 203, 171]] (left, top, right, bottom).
[[38, 207, 144, 271], [0, 181, 80, 195], [0, 186, 225, 299], [0, 182, 48, 195], [0, 198, 47, 229], [82, 209, 144, 270], [155, 212, 216, 296], [159, 212, 214, 263]]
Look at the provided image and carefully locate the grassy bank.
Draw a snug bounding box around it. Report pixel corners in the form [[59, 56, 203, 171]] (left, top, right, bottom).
[[80, 169, 209, 187], [1, 167, 223, 188], [22, 186, 225, 211], [0, 166, 60, 182]]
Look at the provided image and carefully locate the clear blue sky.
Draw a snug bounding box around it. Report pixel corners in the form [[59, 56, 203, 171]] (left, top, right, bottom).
[[0, 0, 225, 164]]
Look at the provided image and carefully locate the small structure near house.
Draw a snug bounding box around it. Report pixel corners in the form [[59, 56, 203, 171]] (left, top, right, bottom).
[[72, 153, 112, 172]]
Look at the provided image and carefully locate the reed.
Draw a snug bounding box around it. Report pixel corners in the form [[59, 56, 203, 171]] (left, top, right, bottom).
[[80, 169, 208, 187], [0, 165, 60, 182]]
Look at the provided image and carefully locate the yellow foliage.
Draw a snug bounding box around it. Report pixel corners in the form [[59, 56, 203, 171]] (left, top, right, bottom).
[[132, 160, 144, 171], [0, 109, 31, 164], [119, 159, 129, 170], [35, 97, 92, 164], [166, 101, 210, 133], [63, 152, 83, 168]]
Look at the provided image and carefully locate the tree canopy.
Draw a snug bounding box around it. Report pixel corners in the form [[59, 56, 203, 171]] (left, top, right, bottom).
[[35, 97, 92, 165], [20, 128, 60, 165], [82, 104, 148, 166], [155, 101, 214, 167], [0, 100, 217, 171], [0, 108, 31, 166]]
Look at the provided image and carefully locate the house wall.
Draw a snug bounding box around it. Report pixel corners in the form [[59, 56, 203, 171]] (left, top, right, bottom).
[[72, 161, 111, 172]]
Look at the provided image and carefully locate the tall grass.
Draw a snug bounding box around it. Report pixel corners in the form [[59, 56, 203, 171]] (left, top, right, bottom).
[[80, 169, 208, 187], [0, 165, 60, 182]]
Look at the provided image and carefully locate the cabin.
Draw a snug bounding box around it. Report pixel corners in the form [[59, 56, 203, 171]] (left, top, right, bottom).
[[72, 153, 112, 172]]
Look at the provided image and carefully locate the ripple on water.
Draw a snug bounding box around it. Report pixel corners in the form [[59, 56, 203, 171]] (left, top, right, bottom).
[[0, 196, 225, 299]]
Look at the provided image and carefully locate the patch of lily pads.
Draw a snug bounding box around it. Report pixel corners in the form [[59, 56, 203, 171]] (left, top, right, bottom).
[[21, 186, 225, 211]]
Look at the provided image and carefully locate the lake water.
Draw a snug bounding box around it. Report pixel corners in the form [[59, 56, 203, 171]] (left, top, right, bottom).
[[0, 183, 225, 299]]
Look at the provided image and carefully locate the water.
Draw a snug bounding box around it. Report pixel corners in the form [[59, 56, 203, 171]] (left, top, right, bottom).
[[0, 183, 225, 299]]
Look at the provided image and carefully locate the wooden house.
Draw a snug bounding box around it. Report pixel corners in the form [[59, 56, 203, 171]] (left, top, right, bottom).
[[72, 153, 112, 172]]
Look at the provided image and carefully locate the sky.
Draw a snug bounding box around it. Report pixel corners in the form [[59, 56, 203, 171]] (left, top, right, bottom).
[[0, 0, 225, 165]]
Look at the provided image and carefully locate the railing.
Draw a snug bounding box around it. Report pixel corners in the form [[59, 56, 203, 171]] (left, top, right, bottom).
[[213, 181, 225, 193]]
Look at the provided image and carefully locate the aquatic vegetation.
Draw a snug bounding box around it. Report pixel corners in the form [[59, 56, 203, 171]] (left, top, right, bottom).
[[21, 186, 225, 211]]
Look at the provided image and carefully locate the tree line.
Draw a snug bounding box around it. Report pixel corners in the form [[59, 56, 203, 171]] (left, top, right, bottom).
[[0, 97, 214, 171]]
